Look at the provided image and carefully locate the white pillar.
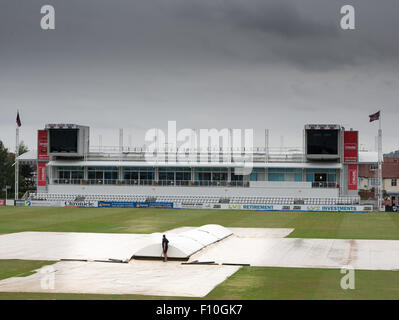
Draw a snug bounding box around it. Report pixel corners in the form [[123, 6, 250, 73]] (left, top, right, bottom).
[[265, 129, 269, 163], [119, 128, 124, 153]]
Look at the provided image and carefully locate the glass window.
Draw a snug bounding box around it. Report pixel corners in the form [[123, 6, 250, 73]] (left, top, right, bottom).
[[199, 172, 211, 181], [57, 167, 83, 180], [124, 172, 138, 180], [212, 172, 227, 181], [88, 167, 118, 181], [71, 171, 83, 179], [176, 172, 191, 181], [268, 173, 284, 181], [370, 178, 379, 186], [159, 172, 174, 181], [370, 164, 378, 171], [231, 173, 243, 181], [140, 172, 154, 180]]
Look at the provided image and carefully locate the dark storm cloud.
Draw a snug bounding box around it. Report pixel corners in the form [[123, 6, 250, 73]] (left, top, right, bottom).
[[170, 0, 399, 71], [0, 0, 397, 70], [0, 0, 398, 152], [175, 0, 337, 38]]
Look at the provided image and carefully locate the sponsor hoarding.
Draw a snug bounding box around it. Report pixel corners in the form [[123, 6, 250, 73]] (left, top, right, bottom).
[[37, 130, 49, 161], [37, 162, 47, 187], [23, 200, 64, 207], [98, 201, 136, 208], [220, 203, 371, 212], [0, 199, 5, 206], [348, 164, 358, 190], [344, 131, 358, 191], [135, 202, 174, 209], [15, 200, 26, 206], [11, 199, 373, 212], [174, 203, 221, 209], [344, 131, 358, 163], [15, 200, 95, 207], [63, 201, 98, 208], [98, 201, 173, 209]]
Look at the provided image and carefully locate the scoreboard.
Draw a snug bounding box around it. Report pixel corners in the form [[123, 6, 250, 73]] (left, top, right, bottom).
[[305, 124, 341, 160], [44, 124, 90, 157]]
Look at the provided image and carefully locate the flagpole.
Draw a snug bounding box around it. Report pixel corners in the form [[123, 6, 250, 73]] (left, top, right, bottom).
[[15, 116, 19, 201], [378, 111, 383, 211]]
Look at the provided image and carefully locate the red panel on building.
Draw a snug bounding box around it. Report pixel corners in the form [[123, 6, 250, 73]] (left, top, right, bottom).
[[348, 164, 358, 190], [37, 162, 47, 187], [37, 130, 49, 161], [344, 131, 358, 163]]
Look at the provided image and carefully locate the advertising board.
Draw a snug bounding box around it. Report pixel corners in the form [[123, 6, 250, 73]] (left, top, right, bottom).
[[63, 201, 98, 208], [220, 203, 372, 213], [98, 201, 173, 209]]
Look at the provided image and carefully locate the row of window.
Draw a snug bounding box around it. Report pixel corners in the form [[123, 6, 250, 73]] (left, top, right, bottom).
[[365, 178, 397, 187], [56, 167, 337, 183]]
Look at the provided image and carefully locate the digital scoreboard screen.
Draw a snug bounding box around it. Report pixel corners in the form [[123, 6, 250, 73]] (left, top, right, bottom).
[[306, 129, 339, 155], [49, 129, 78, 153]]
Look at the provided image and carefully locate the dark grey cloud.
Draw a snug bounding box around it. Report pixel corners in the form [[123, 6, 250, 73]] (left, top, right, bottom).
[[170, 0, 399, 71], [175, 0, 338, 38], [0, 0, 398, 153]]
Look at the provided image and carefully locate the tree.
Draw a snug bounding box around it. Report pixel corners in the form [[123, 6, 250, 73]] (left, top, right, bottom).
[[0, 140, 13, 198], [0, 140, 34, 198]]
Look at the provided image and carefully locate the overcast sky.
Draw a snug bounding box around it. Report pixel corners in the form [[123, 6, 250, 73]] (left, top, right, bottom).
[[0, 0, 398, 153]]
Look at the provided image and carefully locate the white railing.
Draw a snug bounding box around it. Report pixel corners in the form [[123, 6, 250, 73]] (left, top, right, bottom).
[[51, 179, 247, 187], [87, 146, 305, 163]]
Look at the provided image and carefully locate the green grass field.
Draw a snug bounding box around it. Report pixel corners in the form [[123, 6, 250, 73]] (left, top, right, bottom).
[[0, 206, 398, 299]]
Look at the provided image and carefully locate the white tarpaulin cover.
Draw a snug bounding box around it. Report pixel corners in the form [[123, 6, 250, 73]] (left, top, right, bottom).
[[0, 260, 240, 297], [0, 225, 233, 261], [1, 227, 399, 297], [133, 225, 233, 259]]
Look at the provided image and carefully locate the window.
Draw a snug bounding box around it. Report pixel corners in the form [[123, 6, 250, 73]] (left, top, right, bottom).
[[369, 178, 379, 186], [195, 168, 227, 182], [370, 164, 378, 171], [392, 178, 397, 187], [158, 167, 191, 182], [268, 168, 302, 182], [88, 167, 118, 181], [231, 173, 243, 181], [56, 166, 84, 181], [123, 167, 154, 182], [175, 172, 191, 181]]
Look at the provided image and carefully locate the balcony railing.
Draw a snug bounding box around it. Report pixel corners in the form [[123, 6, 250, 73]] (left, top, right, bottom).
[[51, 179, 247, 187], [311, 182, 339, 188], [52, 179, 338, 188], [86, 146, 306, 163]]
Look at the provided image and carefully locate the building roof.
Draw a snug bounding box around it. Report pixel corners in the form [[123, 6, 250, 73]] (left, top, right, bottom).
[[17, 150, 37, 162], [382, 163, 399, 178]]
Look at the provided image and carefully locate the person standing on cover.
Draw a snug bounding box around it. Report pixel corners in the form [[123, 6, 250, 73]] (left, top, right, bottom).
[[162, 235, 169, 262]]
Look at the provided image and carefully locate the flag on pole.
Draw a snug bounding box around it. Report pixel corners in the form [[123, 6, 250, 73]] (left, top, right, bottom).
[[369, 111, 380, 122], [16, 111, 21, 127]]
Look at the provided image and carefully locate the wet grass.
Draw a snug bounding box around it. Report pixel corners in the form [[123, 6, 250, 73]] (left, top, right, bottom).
[[0, 207, 398, 299], [0, 261, 398, 300], [0, 207, 398, 240]]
